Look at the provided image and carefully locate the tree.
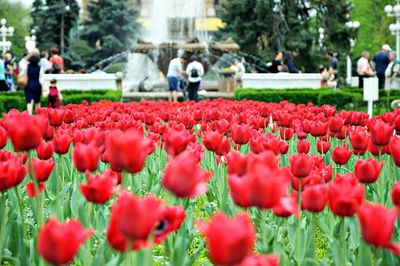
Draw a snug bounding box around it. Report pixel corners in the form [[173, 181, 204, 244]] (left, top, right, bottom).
[[81, 0, 141, 67], [31, 0, 80, 54], [219, 0, 355, 73], [350, 0, 393, 59], [0, 0, 30, 58]]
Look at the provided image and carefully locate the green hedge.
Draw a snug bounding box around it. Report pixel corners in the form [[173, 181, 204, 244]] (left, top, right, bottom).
[[234, 88, 363, 109], [0, 90, 122, 113]]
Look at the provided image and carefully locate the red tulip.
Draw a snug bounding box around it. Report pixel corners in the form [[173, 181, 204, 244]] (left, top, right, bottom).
[[328, 116, 344, 133], [53, 132, 72, 155], [162, 151, 211, 198], [63, 110, 76, 124], [107, 194, 185, 251], [316, 140, 330, 154], [302, 184, 328, 213], [226, 151, 249, 177], [332, 145, 352, 165], [30, 158, 55, 182], [290, 154, 314, 178], [228, 151, 290, 209], [272, 195, 299, 218], [355, 159, 383, 184], [114, 192, 165, 240], [276, 112, 293, 127], [328, 174, 364, 216], [36, 140, 54, 160], [237, 254, 279, 266], [0, 156, 26, 192], [279, 127, 294, 141], [5, 113, 47, 151], [26, 182, 45, 198], [73, 142, 100, 172], [0, 126, 7, 149], [392, 182, 400, 207], [231, 124, 251, 145], [310, 121, 328, 137], [163, 129, 194, 157], [48, 109, 64, 127], [357, 202, 400, 255], [389, 136, 400, 167], [203, 131, 231, 156], [37, 217, 92, 265], [297, 140, 311, 154], [369, 121, 394, 146], [349, 128, 369, 155], [80, 170, 117, 204], [106, 129, 153, 173], [197, 212, 255, 266], [349, 111, 368, 126]]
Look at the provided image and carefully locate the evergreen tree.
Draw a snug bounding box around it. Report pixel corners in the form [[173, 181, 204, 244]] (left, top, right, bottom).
[[219, 0, 355, 72], [31, 0, 79, 54], [81, 0, 141, 66]]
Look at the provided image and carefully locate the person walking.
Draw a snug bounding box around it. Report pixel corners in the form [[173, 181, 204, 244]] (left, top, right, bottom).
[[0, 56, 8, 91], [357, 51, 375, 89], [49, 48, 64, 74], [25, 50, 42, 114], [4, 51, 14, 91], [166, 56, 186, 102], [372, 44, 391, 89], [186, 55, 204, 102]]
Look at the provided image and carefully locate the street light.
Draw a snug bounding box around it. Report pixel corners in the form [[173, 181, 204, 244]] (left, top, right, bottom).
[[318, 27, 325, 49], [346, 21, 361, 85], [0, 18, 14, 55], [25, 29, 37, 53], [385, 1, 400, 60]]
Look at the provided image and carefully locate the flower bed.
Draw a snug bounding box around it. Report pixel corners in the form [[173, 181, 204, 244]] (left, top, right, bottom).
[[0, 99, 400, 265]]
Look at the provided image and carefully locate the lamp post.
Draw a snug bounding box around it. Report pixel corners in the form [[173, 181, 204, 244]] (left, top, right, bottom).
[[25, 29, 37, 53], [0, 18, 14, 55], [345, 21, 360, 85], [385, 1, 400, 60], [318, 27, 325, 49]]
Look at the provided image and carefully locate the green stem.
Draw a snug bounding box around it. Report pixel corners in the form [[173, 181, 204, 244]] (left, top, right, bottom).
[[341, 217, 347, 266], [14, 186, 27, 260], [0, 193, 6, 265]]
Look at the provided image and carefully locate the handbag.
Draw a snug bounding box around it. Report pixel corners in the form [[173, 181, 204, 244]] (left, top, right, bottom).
[[17, 71, 28, 88]]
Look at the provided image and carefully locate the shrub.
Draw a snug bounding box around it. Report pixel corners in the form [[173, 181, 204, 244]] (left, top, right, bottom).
[[0, 90, 122, 113], [234, 88, 363, 109]]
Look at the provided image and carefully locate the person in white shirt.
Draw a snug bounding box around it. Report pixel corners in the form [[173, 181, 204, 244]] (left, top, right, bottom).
[[40, 52, 53, 74], [357, 51, 375, 88], [166, 57, 186, 102], [185, 55, 204, 102]]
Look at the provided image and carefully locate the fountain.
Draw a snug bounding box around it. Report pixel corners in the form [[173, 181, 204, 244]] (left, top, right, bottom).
[[124, 0, 240, 92]]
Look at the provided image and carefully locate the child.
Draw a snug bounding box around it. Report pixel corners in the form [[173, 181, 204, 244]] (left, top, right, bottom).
[[47, 79, 62, 108]]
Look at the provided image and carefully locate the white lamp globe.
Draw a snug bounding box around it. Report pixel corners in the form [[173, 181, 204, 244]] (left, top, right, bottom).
[[0, 18, 6, 26], [8, 27, 14, 34], [25, 40, 35, 52], [390, 23, 396, 32], [385, 5, 394, 14], [353, 21, 360, 29]]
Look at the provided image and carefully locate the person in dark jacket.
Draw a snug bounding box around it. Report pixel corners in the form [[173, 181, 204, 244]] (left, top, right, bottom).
[[268, 52, 283, 73], [25, 51, 42, 114], [284, 51, 300, 73]]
